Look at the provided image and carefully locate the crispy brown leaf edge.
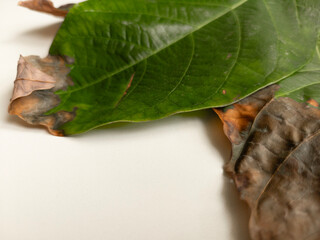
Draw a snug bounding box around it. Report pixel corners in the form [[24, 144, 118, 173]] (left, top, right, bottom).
[[215, 86, 320, 240], [8, 55, 75, 136], [18, 0, 74, 17]]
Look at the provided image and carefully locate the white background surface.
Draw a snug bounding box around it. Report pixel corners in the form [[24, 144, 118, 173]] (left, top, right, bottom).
[[0, 1, 250, 240]]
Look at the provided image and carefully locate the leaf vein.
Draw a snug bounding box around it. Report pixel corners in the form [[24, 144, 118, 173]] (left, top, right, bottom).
[[59, 2, 246, 95], [153, 34, 195, 106]]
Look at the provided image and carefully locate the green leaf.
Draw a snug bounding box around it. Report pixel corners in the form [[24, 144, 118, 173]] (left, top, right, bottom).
[[276, 42, 320, 106], [48, 0, 320, 135]]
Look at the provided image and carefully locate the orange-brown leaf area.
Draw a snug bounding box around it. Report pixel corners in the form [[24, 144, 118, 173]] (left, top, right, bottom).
[[18, 0, 73, 17], [215, 86, 320, 240], [8, 55, 75, 136]]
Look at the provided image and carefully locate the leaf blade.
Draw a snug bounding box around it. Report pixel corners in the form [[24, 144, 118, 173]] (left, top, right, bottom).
[[20, 0, 320, 134]]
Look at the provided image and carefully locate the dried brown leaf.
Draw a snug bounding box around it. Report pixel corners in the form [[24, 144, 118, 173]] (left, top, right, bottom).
[[11, 55, 56, 102], [18, 0, 74, 17], [215, 86, 320, 240], [8, 55, 75, 136]]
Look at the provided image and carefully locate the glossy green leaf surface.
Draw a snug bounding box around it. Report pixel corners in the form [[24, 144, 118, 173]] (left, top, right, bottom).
[[49, 0, 320, 135]]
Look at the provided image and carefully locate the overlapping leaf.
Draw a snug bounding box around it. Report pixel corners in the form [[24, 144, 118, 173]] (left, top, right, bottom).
[[18, 0, 74, 17], [215, 50, 320, 239]]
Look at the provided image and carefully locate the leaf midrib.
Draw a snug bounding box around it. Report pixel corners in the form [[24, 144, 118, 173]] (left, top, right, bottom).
[[254, 129, 320, 210], [277, 80, 320, 97], [276, 46, 320, 97], [58, 0, 247, 96]]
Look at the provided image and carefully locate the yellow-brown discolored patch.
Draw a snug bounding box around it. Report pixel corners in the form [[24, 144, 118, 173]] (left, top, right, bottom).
[[215, 103, 259, 145], [307, 98, 319, 108]]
